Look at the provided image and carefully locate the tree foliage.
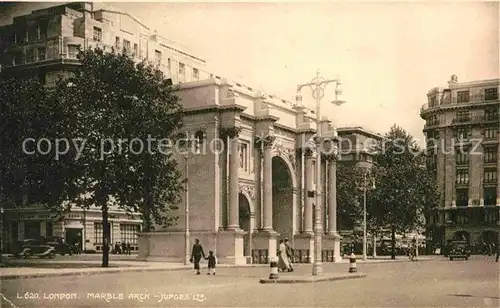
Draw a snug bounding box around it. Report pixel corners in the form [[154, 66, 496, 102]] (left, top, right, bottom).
[[0, 76, 70, 210], [336, 163, 363, 230], [53, 48, 184, 266], [367, 124, 440, 258]]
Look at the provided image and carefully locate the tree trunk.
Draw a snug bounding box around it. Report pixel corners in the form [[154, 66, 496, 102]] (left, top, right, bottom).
[[102, 203, 110, 268], [391, 225, 396, 260]]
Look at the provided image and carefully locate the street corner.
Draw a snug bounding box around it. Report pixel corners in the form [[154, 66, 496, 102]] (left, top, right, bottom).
[[258, 272, 367, 284]]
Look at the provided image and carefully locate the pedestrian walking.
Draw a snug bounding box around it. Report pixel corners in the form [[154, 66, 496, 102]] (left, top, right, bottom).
[[126, 242, 132, 255], [121, 242, 127, 255], [205, 250, 217, 275], [190, 239, 206, 275], [114, 242, 121, 255], [277, 239, 292, 272], [495, 244, 499, 262]]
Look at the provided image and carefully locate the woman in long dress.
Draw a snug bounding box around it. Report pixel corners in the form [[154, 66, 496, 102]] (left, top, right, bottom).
[[277, 239, 292, 272]]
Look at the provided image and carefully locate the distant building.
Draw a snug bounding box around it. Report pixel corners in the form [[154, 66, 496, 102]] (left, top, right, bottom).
[[421, 75, 500, 251], [0, 2, 210, 85]]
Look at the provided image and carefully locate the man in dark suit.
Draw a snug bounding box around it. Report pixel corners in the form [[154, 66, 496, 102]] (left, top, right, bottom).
[[190, 239, 206, 275]]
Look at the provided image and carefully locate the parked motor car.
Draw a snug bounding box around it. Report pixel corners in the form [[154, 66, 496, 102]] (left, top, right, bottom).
[[448, 241, 471, 261], [41, 236, 74, 256], [13, 239, 56, 259]]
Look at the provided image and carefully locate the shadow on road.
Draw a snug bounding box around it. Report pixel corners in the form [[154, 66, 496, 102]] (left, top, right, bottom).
[[447, 294, 499, 300]]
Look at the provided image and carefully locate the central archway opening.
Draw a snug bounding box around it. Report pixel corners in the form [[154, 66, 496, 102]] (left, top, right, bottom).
[[272, 156, 293, 241]]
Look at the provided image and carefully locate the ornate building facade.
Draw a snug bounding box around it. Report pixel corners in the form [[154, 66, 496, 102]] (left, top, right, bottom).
[[138, 79, 343, 264], [421, 75, 500, 251]]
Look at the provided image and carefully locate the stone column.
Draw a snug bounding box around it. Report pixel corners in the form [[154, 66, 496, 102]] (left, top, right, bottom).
[[262, 138, 274, 231], [327, 158, 338, 235], [228, 132, 240, 230], [303, 149, 314, 233]]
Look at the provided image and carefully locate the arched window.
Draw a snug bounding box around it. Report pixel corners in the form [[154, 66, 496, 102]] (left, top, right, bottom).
[[194, 130, 205, 154]]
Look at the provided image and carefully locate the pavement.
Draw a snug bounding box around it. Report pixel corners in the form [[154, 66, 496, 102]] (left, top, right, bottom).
[[0, 255, 498, 307], [0, 254, 435, 280]]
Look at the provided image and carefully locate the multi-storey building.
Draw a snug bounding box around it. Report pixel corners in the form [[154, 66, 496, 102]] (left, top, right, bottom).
[[421, 75, 500, 251], [0, 2, 212, 253]]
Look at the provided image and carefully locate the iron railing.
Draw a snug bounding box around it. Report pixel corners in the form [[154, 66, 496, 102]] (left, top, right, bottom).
[[251, 249, 268, 264], [421, 94, 499, 114]]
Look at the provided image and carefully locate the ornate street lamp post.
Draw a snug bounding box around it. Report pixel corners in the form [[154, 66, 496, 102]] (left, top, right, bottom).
[[296, 70, 345, 276]]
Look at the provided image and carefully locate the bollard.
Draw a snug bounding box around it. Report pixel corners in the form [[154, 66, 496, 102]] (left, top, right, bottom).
[[269, 257, 279, 280], [348, 253, 357, 273]]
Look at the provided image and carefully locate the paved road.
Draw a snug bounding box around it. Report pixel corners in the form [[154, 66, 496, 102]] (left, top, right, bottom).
[[1, 255, 498, 307]]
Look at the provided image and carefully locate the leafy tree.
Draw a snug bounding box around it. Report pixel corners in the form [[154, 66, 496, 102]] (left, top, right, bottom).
[[336, 163, 363, 230], [0, 76, 70, 210], [56, 48, 184, 267], [367, 125, 439, 259]]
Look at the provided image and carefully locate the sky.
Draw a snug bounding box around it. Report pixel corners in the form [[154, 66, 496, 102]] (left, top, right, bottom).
[[1, 1, 499, 144]]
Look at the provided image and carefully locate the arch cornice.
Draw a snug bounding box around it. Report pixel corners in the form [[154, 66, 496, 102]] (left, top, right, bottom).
[[271, 151, 298, 191]]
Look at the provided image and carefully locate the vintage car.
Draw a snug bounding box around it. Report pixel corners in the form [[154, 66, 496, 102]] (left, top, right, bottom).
[[41, 236, 74, 256], [448, 241, 471, 261], [13, 239, 56, 259]]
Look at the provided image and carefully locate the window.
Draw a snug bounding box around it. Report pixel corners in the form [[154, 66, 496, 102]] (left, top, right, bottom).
[[68, 45, 79, 58], [154, 50, 161, 65], [456, 169, 469, 185], [37, 47, 45, 61], [25, 49, 34, 63], [484, 187, 497, 206], [120, 224, 139, 245], [94, 223, 103, 244], [13, 52, 23, 65], [455, 127, 469, 140], [24, 221, 40, 239], [427, 154, 437, 169], [46, 222, 53, 237], [133, 43, 138, 57], [429, 96, 437, 107], [115, 37, 120, 49], [484, 108, 498, 121], [193, 68, 199, 80], [179, 62, 185, 74], [456, 153, 468, 165], [194, 130, 205, 154], [484, 169, 497, 184], [485, 88, 498, 101], [28, 25, 38, 41], [123, 40, 131, 53], [239, 143, 249, 171], [167, 58, 171, 71], [483, 147, 497, 163], [456, 189, 469, 207], [484, 127, 498, 140], [426, 115, 439, 127], [456, 110, 470, 122], [485, 210, 499, 223], [39, 20, 48, 38], [93, 27, 102, 42], [457, 91, 469, 103]]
